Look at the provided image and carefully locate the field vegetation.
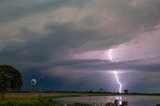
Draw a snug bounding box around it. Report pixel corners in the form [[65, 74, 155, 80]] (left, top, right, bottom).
[[1, 92, 160, 106], [0, 93, 101, 106]]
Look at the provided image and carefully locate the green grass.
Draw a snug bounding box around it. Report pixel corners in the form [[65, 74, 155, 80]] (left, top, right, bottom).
[[0, 98, 63, 106], [0, 93, 95, 106], [1, 93, 159, 106], [0, 98, 93, 106]]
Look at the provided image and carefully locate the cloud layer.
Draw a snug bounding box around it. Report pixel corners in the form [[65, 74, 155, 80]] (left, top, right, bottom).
[[1, 0, 160, 92]]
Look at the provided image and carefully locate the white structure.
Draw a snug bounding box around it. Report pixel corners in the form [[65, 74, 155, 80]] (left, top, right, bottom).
[[31, 79, 37, 92], [31, 79, 37, 85]]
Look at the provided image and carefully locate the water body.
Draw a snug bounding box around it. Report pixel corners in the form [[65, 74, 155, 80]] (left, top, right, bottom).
[[56, 96, 160, 106]]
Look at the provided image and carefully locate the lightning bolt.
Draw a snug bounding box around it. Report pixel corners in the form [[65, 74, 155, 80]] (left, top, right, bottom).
[[108, 49, 122, 93], [114, 71, 122, 93]]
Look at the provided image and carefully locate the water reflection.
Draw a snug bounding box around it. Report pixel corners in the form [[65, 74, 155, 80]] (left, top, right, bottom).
[[56, 96, 160, 106]]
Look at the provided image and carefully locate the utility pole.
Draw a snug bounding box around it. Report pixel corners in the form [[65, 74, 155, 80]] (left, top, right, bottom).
[[39, 75, 44, 93]]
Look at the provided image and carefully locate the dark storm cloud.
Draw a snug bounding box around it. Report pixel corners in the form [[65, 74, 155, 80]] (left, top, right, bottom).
[[110, 0, 160, 30], [0, 22, 97, 70], [1, 0, 160, 92], [0, 19, 128, 68], [44, 58, 160, 74], [0, 0, 88, 22], [2, 0, 160, 52]]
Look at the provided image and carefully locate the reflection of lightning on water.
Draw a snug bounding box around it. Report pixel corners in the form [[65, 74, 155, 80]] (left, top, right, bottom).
[[108, 49, 122, 93]]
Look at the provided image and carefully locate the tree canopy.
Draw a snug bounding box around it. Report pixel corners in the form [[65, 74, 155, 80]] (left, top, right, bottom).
[[124, 89, 129, 94], [0, 65, 23, 99]]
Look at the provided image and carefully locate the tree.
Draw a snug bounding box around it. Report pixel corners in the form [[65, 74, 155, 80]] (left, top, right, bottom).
[[124, 89, 129, 94], [0, 65, 23, 100], [99, 88, 104, 93]]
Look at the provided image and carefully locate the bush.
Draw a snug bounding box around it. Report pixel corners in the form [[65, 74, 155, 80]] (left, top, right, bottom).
[[105, 102, 115, 106]]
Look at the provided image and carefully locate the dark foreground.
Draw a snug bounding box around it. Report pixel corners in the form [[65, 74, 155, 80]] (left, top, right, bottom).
[[0, 93, 108, 106], [0, 93, 160, 106]]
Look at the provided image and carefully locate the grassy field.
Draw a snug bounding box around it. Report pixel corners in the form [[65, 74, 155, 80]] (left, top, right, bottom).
[[0, 93, 107, 106], [1, 93, 160, 106]]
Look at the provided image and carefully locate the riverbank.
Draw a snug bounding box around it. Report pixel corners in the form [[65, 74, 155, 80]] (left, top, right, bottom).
[[0, 93, 160, 106], [0, 93, 103, 106]]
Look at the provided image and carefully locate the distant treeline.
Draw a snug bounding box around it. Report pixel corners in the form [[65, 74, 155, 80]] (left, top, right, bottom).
[[6, 90, 160, 96]]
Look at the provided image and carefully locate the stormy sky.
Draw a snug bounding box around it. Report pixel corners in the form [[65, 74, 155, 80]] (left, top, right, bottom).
[[1, 0, 160, 93]]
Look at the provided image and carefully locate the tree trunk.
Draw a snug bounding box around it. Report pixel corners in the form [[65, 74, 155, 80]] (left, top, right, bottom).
[[1, 92, 5, 100]]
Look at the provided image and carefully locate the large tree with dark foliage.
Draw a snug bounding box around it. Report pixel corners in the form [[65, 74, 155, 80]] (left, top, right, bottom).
[[0, 65, 23, 100], [124, 89, 129, 94]]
